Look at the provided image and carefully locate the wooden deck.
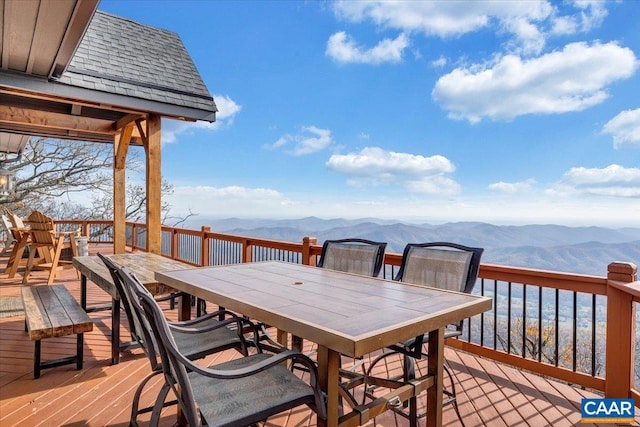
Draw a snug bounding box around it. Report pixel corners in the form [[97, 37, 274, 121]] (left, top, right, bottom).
[[0, 244, 630, 427]]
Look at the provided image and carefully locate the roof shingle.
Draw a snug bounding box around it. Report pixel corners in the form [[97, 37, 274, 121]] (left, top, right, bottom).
[[56, 11, 217, 118]]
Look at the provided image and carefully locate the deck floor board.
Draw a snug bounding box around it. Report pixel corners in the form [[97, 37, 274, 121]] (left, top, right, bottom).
[[0, 244, 633, 426]]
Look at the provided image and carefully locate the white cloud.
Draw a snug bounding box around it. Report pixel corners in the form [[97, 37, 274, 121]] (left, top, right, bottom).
[[602, 108, 640, 148], [432, 41, 637, 123], [264, 126, 333, 155], [326, 31, 409, 65], [549, 164, 640, 198], [161, 94, 241, 143], [332, 1, 610, 56], [550, 1, 608, 35], [167, 185, 296, 217], [326, 147, 460, 194], [488, 179, 536, 193], [431, 55, 447, 68]]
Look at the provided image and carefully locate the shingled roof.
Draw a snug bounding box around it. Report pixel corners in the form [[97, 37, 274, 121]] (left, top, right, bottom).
[[56, 11, 216, 120]]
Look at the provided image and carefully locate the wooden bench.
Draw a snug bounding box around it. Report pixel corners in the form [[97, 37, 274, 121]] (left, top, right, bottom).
[[21, 285, 93, 378]]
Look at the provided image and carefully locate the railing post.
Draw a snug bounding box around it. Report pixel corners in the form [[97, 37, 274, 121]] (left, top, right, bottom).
[[201, 226, 210, 266], [242, 238, 252, 263], [171, 228, 178, 259], [131, 223, 137, 249], [302, 237, 317, 266], [605, 262, 638, 398]]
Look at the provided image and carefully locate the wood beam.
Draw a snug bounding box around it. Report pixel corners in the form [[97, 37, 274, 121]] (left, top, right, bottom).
[[114, 123, 133, 169], [113, 113, 142, 131], [145, 114, 161, 254], [0, 105, 115, 134], [135, 118, 148, 146]]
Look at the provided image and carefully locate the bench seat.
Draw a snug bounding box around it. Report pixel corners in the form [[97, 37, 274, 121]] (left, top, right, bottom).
[[22, 285, 93, 378]]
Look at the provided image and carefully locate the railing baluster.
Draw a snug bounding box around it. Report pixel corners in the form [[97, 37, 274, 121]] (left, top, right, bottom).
[[591, 293, 596, 376], [522, 284, 527, 358], [538, 286, 542, 363], [554, 288, 559, 367], [572, 291, 577, 372], [507, 282, 512, 354]]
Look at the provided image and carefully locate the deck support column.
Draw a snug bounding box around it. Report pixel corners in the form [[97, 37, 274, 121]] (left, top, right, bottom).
[[145, 114, 162, 254], [113, 124, 132, 254]]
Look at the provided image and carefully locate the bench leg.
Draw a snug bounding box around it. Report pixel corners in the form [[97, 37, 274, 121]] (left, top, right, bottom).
[[77, 333, 84, 370], [112, 298, 120, 365], [34, 340, 41, 379], [32, 335, 85, 378]]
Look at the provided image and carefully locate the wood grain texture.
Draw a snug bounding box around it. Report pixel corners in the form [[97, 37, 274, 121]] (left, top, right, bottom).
[[21, 285, 92, 341]]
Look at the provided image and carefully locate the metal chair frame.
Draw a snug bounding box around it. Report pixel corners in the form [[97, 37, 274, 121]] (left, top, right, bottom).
[[365, 242, 484, 427], [134, 266, 327, 426], [98, 254, 259, 426]]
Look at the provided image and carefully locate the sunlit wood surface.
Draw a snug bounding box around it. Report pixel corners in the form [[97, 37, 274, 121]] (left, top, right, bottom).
[[0, 244, 632, 427]]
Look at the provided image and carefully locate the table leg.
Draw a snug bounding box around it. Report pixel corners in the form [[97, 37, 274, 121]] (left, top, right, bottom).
[[317, 345, 341, 427], [427, 327, 444, 427], [178, 293, 191, 321]]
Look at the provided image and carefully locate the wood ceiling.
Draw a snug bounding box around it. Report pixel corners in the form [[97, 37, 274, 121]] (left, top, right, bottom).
[[0, 0, 147, 151]]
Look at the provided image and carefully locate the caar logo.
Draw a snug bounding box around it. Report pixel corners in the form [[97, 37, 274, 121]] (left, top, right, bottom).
[[581, 398, 635, 423]]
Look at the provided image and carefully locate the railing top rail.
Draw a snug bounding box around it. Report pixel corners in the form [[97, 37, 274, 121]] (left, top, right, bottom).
[[609, 280, 640, 299], [479, 262, 607, 294]]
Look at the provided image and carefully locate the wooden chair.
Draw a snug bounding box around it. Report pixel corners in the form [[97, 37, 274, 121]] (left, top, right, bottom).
[[22, 210, 77, 285], [7, 210, 26, 229]]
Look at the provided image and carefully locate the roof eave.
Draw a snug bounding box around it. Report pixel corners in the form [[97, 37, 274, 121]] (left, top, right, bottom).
[[0, 71, 217, 123]]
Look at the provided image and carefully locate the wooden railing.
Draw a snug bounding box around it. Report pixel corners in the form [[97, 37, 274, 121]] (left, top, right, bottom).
[[55, 219, 640, 399]]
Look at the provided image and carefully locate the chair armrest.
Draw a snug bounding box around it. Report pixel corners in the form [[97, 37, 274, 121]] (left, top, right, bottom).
[[173, 308, 242, 326], [168, 316, 247, 335]]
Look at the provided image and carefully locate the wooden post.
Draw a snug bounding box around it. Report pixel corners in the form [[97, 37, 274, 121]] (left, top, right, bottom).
[[242, 238, 252, 263], [605, 262, 638, 398], [171, 228, 178, 259], [145, 114, 162, 254], [113, 125, 131, 254], [201, 226, 210, 266], [302, 236, 317, 266]]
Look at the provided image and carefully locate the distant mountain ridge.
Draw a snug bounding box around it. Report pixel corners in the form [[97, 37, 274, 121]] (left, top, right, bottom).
[[188, 217, 640, 276]]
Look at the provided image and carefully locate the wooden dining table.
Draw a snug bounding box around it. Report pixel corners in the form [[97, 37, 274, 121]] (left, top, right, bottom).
[[72, 252, 193, 364], [156, 260, 492, 427]]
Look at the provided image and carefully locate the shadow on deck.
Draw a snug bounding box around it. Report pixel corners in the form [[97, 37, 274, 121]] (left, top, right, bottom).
[[0, 244, 622, 426]]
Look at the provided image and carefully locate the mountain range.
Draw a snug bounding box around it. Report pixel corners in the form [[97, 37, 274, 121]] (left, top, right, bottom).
[[187, 217, 640, 276]]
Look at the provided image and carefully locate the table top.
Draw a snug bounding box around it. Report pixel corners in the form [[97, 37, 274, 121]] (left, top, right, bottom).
[[73, 252, 194, 298], [156, 261, 492, 357]]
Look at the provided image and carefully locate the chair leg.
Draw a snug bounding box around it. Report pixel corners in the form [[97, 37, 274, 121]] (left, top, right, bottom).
[[21, 245, 38, 285], [443, 361, 465, 427], [47, 237, 65, 285]]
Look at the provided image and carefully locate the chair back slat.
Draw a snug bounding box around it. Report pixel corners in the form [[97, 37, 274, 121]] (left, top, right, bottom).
[[26, 211, 57, 245], [6, 210, 25, 229], [318, 238, 387, 277]]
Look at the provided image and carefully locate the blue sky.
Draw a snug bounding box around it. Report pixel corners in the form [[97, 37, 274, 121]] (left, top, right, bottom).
[[98, 0, 640, 227]]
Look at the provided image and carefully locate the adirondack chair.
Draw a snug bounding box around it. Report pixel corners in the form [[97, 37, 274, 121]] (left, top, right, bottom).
[[22, 211, 77, 285]]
